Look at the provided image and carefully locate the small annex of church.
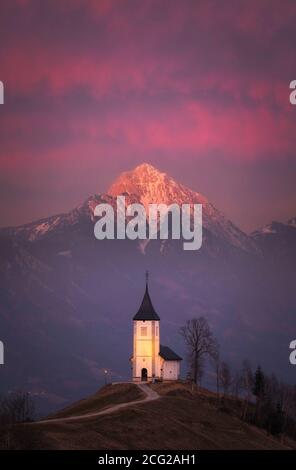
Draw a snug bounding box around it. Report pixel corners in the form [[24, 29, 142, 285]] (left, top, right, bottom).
[[131, 274, 182, 382]]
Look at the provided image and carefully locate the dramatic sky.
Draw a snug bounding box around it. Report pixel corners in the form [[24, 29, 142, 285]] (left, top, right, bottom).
[[0, 0, 296, 231]]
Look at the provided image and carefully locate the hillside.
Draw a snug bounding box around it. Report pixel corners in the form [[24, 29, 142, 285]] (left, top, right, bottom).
[[4, 382, 296, 450], [47, 383, 145, 420]]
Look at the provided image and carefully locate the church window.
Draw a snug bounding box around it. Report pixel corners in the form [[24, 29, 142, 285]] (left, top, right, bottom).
[[140, 327, 147, 336]]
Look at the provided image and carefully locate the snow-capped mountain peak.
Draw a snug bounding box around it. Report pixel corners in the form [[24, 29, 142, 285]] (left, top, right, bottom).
[[108, 163, 256, 253], [5, 163, 258, 253], [252, 217, 296, 238], [288, 217, 296, 227], [108, 162, 208, 208]]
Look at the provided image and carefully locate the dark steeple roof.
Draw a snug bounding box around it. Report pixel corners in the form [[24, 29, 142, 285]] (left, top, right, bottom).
[[133, 272, 160, 321], [159, 345, 182, 361]]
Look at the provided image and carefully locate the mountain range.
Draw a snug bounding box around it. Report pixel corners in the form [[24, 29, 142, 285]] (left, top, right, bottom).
[[0, 163, 295, 414]]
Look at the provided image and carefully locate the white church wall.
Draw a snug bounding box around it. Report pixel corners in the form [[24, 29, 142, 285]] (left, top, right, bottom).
[[133, 319, 160, 380], [162, 360, 180, 381]]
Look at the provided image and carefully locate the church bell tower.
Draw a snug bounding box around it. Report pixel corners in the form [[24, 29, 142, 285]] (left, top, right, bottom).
[[131, 272, 160, 382]]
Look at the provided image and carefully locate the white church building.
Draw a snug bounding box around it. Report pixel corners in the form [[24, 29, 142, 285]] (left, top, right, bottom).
[[131, 275, 182, 382]]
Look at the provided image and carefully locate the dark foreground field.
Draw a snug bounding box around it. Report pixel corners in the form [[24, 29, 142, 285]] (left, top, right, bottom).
[[2, 382, 296, 450]]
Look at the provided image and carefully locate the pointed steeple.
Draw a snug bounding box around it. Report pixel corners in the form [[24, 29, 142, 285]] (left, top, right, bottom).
[[133, 272, 160, 321]]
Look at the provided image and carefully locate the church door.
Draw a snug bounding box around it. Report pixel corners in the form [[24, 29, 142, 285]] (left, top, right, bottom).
[[141, 368, 148, 381]]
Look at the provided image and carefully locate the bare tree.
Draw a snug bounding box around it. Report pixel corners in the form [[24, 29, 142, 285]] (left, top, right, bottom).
[[264, 373, 280, 407], [220, 361, 232, 396], [241, 359, 253, 420], [1, 391, 35, 425], [211, 343, 221, 404], [196, 355, 205, 386], [280, 382, 296, 438], [232, 371, 243, 400], [180, 317, 218, 385], [0, 391, 35, 449], [9, 392, 35, 423]]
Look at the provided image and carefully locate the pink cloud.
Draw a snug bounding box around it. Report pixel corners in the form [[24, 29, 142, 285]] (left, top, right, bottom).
[[1, 0, 296, 228]]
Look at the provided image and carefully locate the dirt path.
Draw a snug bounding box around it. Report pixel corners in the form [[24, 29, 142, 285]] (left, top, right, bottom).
[[34, 383, 159, 425]]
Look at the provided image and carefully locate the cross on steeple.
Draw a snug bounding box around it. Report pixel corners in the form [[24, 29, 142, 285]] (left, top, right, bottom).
[[145, 270, 149, 286]]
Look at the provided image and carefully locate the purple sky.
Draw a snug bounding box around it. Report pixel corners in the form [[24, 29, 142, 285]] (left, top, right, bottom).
[[0, 0, 296, 231]]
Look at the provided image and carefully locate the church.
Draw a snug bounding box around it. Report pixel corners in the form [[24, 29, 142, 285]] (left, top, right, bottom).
[[131, 274, 182, 382]]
